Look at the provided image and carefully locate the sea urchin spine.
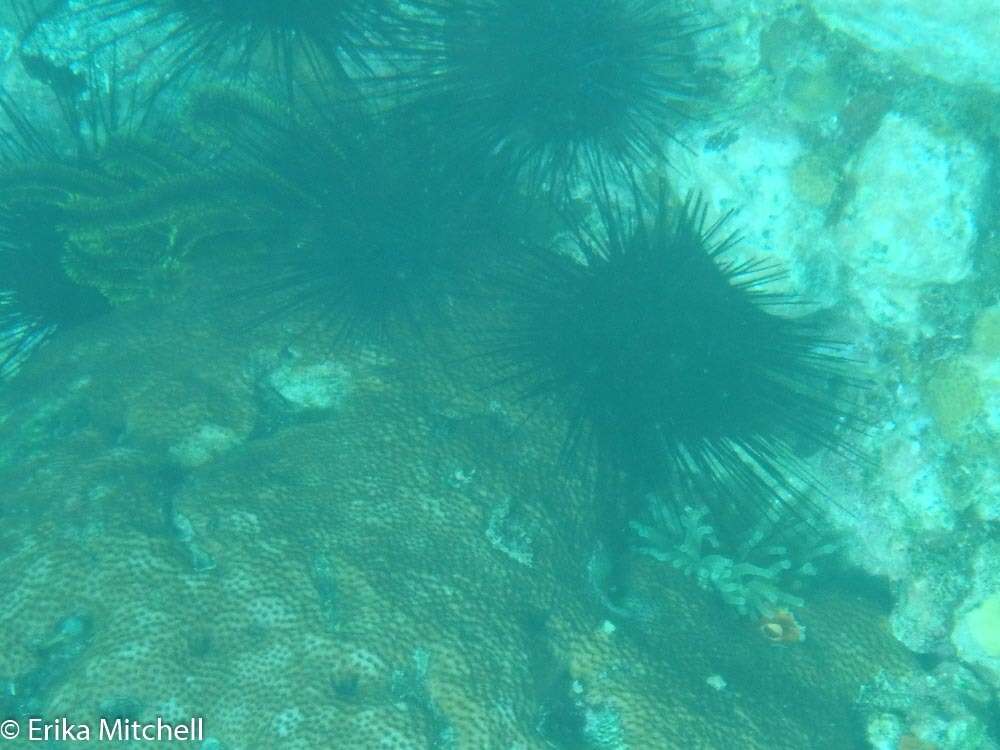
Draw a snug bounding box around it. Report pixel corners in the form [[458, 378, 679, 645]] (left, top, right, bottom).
[[489, 187, 861, 532], [395, 0, 714, 201]]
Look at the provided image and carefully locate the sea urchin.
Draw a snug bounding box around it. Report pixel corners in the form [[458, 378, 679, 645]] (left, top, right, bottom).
[[186, 89, 488, 348], [490, 188, 860, 530], [0, 204, 111, 379], [64, 0, 409, 99], [399, 0, 713, 200]]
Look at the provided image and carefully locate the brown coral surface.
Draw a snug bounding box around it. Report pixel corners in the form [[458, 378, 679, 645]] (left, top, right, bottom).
[[0, 275, 918, 749]]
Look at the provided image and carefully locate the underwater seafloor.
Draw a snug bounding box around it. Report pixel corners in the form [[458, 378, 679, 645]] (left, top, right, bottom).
[[1, 1, 999, 749]]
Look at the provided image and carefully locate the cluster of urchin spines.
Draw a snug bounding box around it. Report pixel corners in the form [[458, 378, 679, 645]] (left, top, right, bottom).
[[0, 0, 861, 549], [2, 0, 719, 354]]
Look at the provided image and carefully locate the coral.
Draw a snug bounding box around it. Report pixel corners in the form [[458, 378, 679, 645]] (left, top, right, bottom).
[[267, 358, 353, 412], [664, 116, 844, 309], [921, 359, 983, 442], [859, 661, 998, 750], [972, 305, 1000, 359], [961, 594, 1000, 657], [950, 540, 1000, 684], [631, 502, 834, 619], [484, 497, 536, 567], [789, 152, 841, 208], [783, 63, 850, 123], [2, 2, 992, 749], [0, 288, 921, 748]]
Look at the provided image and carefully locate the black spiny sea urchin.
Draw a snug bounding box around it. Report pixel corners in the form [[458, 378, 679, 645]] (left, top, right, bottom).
[[397, 0, 714, 201], [0, 204, 111, 380], [0, 50, 163, 380], [489, 187, 861, 532], [187, 89, 489, 348], [64, 0, 410, 99]]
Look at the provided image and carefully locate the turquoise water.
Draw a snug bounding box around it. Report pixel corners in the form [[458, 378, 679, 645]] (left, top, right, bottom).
[[1, 2, 998, 749]]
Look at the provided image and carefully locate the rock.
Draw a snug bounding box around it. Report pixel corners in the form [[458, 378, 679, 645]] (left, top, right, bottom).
[[836, 112, 984, 330], [952, 542, 1000, 686], [810, 0, 1000, 92], [961, 594, 1000, 658], [268, 360, 352, 411], [668, 121, 842, 308]]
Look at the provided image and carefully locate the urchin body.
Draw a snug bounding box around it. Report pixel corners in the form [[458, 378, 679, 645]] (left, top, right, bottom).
[[186, 90, 483, 347], [405, 0, 709, 198], [493, 194, 856, 529]]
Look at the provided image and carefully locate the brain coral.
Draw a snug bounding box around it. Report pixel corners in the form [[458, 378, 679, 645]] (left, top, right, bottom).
[[0, 274, 919, 749]]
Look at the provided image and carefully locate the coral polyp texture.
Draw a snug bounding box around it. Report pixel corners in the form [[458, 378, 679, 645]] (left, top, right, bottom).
[[490, 190, 859, 530], [397, 0, 713, 199], [0, 292, 917, 749]]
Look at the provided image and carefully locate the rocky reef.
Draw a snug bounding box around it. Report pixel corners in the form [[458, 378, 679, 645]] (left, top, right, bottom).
[[1, 0, 999, 748]]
